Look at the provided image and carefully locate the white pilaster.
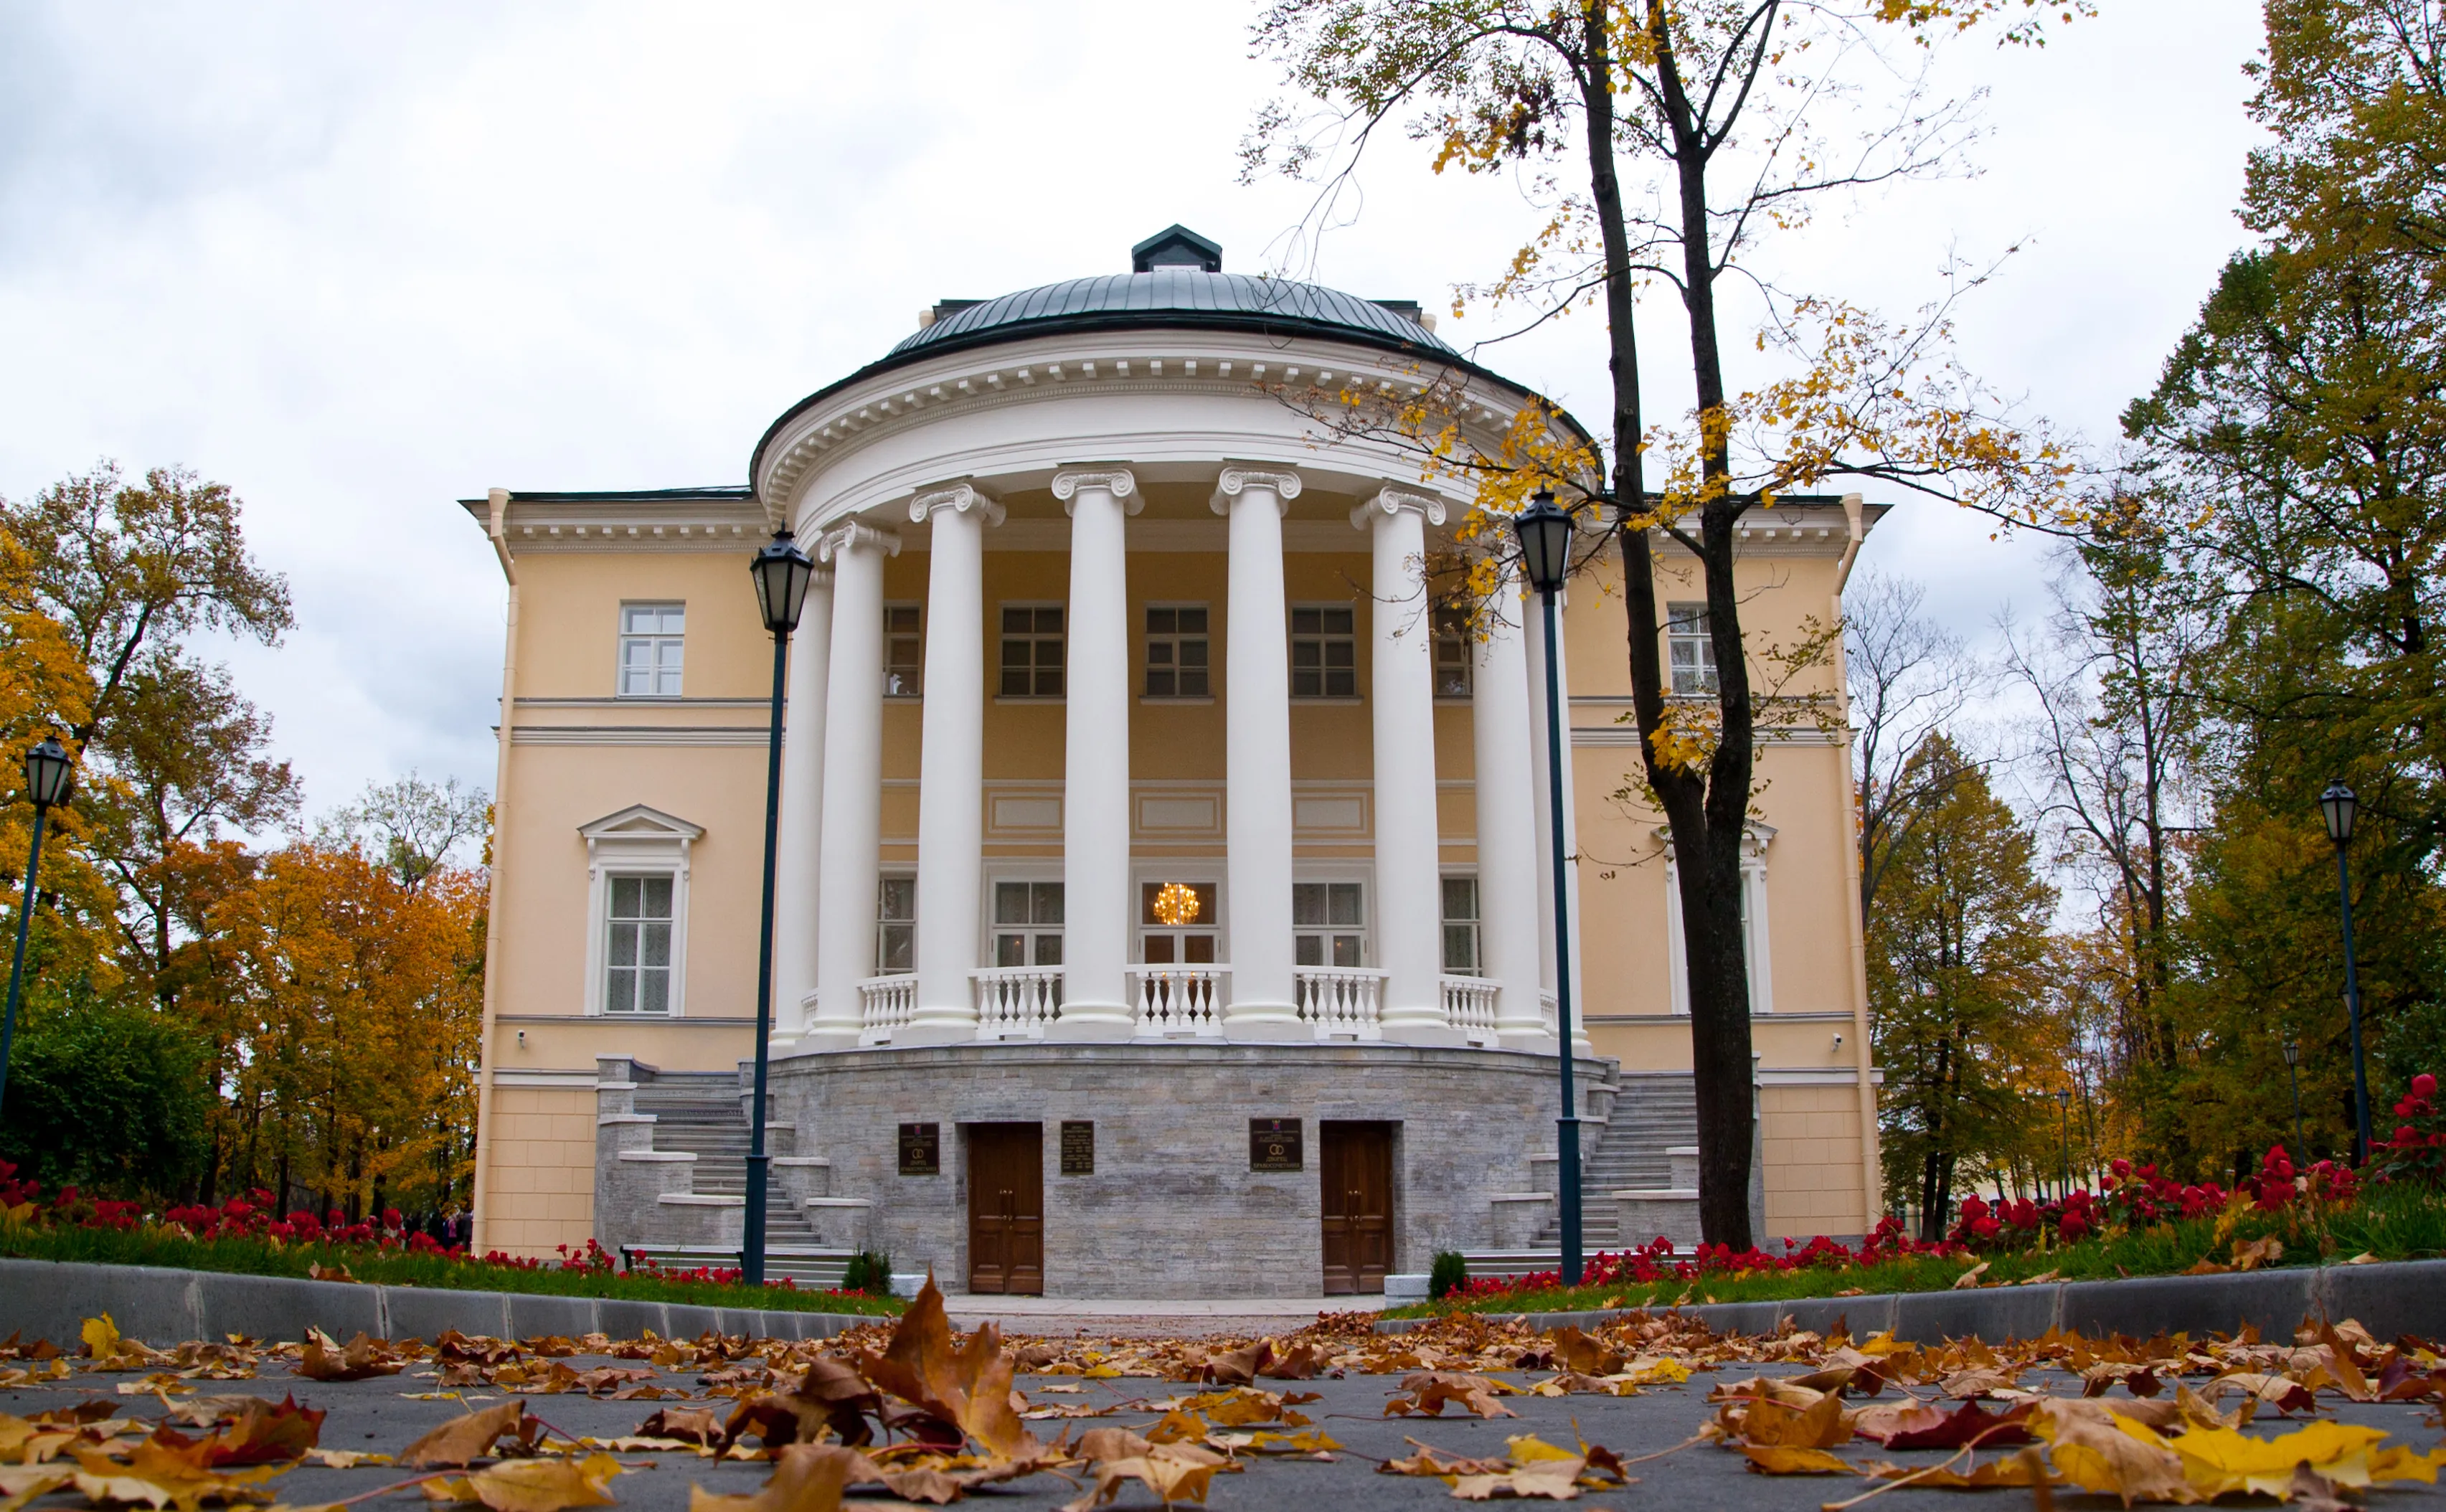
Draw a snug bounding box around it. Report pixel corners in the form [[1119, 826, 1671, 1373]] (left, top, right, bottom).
[[1524, 585, 1591, 1054], [1353, 487, 1459, 1044], [807, 521, 899, 1049], [1473, 572, 1551, 1048], [902, 483, 1002, 1046], [1212, 466, 1302, 1038], [770, 564, 833, 1052], [1049, 467, 1141, 1039]]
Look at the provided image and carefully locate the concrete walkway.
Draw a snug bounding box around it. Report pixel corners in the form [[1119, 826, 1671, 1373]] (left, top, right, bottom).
[[940, 1292, 1386, 1337]]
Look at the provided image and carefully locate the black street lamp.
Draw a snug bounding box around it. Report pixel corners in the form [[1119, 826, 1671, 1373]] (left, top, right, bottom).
[[2319, 780, 2373, 1165], [2280, 1035, 2304, 1155], [743, 531, 816, 1287], [1513, 490, 1582, 1287], [1, 737, 76, 1118]]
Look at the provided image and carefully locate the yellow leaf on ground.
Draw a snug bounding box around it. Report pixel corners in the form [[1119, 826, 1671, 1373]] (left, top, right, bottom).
[[687, 1445, 854, 1512], [401, 1403, 529, 1469], [2167, 1420, 2386, 1500], [1739, 1445, 1854, 1475], [2032, 1403, 2192, 1506], [82, 1317, 122, 1360], [424, 1455, 623, 1512]]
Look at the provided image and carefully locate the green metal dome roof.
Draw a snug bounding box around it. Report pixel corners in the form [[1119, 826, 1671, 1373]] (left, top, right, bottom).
[[888, 266, 1455, 359]]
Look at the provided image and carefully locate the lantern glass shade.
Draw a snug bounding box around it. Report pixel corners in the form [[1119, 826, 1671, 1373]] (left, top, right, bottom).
[[750, 532, 816, 635], [1514, 491, 1573, 596], [2282, 1037, 2299, 1067], [21, 737, 72, 810], [2319, 780, 2358, 844]]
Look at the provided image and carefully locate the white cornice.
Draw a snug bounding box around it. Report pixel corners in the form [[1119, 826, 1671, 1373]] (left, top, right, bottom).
[[756, 329, 1565, 521], [461, 496, 768, 553]]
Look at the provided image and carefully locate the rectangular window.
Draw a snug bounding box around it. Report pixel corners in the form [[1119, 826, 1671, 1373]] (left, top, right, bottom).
[[884, 605, 922, 697], [999, 605, 1065, 698], [993, 881, 1064, 968], [1440, 876, 1481, 975], [1293, 881, 1365, 968], [1140, 880, 1219, 965], [1290, 605, 1357, 698], [604, 874, 674, 1013], [1144, 605, 1211, 698], [1667, 601, 1717, 696], [1432, 607, 1473, 699], [617, 605, 685, 697], [877, 875, 916, 974]]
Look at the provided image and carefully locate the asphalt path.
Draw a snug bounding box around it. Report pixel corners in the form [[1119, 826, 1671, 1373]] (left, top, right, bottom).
[[6, 1353, 2445, 1510]]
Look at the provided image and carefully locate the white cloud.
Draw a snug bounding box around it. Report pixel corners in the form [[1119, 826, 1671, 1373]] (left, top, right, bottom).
[[0, 0, 2261, 816]]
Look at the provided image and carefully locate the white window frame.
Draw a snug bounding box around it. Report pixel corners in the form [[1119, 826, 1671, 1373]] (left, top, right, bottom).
[[1660, 824, 1775, 1016], [884, 603, 923, 699], [1439, 869, 1482, 976], [877, 871, 917, 975], [1128, 860, 1225, 965], [617, 603, 686, 698], [982, 861, 1066, 969], [1143, 603, 1213, 700], [580, 804, 702, 1017], [1292, 864, 1373, 969], [1666, 600, 1718, 698], [997, 601, 1067, 699], [1289, 603, 1359, 699], [1432, 606, 1473, 701]]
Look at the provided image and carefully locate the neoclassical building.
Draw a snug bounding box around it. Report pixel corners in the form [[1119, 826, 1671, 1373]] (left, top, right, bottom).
[[465, 227, 1883, 1298]]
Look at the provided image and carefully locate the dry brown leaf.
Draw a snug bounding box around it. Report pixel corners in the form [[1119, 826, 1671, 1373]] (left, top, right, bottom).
[[687, 1444, 856, 1512], [858, 1278, 1042, 1463], [423, 1454, 623, 1512], [1387, 1372, 1518, 1419], [400, 1402, 530, 1470], [1739, 1445, 1854, 1475], [2031, 1402, 2192, 1506], [297, 1333, 402, 1384], [1716, 1389, 1851, 1449], [1952, 1262, 1991, 1290]]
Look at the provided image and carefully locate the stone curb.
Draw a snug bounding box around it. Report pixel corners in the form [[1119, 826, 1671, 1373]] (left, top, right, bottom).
[[0, 1260, 878, 1346], [1371, 1257, 2446, 1343]]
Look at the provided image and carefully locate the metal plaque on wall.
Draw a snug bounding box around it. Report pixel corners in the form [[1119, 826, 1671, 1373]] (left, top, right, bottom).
[[1249, 1118, 1303, 1172], [897, 1123, 940, 1176], [1059, 1120, 1095, 1175]]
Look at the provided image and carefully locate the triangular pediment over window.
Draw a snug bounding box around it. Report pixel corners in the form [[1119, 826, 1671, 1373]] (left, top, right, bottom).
[[578, 804, 704, 843]]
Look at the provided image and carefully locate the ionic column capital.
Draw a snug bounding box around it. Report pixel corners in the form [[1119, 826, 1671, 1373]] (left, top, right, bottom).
[[1351, 485, 1449, 530], [816, 521, 902, 563], [908, 480, 1005, 526], [1209, 466, 1303, 516], [1052, 467, 1143, 518]]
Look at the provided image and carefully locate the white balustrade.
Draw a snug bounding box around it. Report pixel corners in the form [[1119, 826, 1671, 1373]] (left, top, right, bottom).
[[1297, 968, 1387, 1038], [973, 968, 1064, 1039], [857, 975, 916, 1044], [1440, 975, 1501, 1044], [1539, 990, 1559, 1039], [1128, 966, 1227, 1036]]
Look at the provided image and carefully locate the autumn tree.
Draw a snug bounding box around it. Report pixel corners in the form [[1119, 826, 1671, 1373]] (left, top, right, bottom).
[[1846, 572, 1980, 920], [1246, 0, 2077, 1244], [1867, 732, 2059, 1235]]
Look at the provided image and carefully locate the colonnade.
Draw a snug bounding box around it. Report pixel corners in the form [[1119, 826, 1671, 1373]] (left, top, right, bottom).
[[767, 465, 1577, 1052]]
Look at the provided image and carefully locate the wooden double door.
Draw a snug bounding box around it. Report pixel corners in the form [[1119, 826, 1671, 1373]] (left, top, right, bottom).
[[1320, 1121, 1394, 1295], [967, 1123, 1044, 1295]]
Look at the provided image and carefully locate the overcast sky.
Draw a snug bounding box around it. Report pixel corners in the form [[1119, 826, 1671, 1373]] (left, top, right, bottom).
[[0, 1, 2262, 821]]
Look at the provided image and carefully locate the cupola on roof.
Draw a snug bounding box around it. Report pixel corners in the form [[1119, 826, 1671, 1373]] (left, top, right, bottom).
[[890, 226, 1455, 362]]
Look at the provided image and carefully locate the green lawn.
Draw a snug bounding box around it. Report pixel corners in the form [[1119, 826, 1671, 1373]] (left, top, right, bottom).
[[0, 1223, 903, 1318], [1385, 1184, 2446, 1319]]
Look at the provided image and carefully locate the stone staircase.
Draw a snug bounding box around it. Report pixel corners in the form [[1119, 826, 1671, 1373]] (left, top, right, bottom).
[[1536, 1075, 1697, 1249], [598, 1061, 863, 1287]]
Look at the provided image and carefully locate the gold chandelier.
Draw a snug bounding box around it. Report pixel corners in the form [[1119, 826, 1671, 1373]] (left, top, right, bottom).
[[1152, 882, 1202, 927]]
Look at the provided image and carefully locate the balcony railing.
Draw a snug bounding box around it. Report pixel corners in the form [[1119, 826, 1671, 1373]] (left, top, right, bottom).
[[1441, 975, 1500, 1043], [1127, 965, 1227, 1036], [973, 967, 1063, 1039], [1295, 967, 1386, 1037], [857, 975, 916, 1043], [1539, 990, 1559, 1039]]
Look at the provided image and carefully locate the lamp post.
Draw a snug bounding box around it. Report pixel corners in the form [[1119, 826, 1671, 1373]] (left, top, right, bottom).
[[1513, 490, 1582, 1287], [2318, 780, 2373, 1166], [1, 737, 76, 1118], [2280, 1035, 2304, 1155], [742, 531, 816, 1286]]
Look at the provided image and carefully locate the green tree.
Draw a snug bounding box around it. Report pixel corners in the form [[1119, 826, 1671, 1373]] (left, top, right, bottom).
[[1868, 734, 2059, 1237], [1247, 0, 2080, 1247], [0, 993, 210, 1199]]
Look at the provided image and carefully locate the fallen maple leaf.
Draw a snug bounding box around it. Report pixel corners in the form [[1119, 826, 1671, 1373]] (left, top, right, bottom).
[[858, 1278, 1042, 1463], [634, 1409, 722, 1447], [1854, 1398, 2030, 1450], [297, 1331, 402, 1383], [2166, 1420, 2386, 1501], [400, 1402, 532, 1469], [1739, 1445, 1854, 1475], [2031, 1401, 2191, 1506], [1448, 1434, 1603, 1501], [1386, 1372, 1519, 1419], [1714, 1389, 1851, 1449], [1062, 1429, 1228, 1512], [423, 1452, 623, 1512], [1952, 1262, 1991, 1290]]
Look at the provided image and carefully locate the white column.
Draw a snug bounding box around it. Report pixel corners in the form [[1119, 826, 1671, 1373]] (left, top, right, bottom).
[[806, 521, 899, 1049], [1524, 585, 1591, 1054], [1049, 467, 1140, 1038], [1474, 572, 1551, 1048], [1212, 466, 1302, 1037], [769, 563, 833, 1052], [902, 483, 1002, 1045], [1354, 486, 1459, 1044]]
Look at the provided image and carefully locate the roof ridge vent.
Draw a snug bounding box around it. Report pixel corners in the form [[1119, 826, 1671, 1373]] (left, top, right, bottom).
[[1131, 225, 1222, 273]]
